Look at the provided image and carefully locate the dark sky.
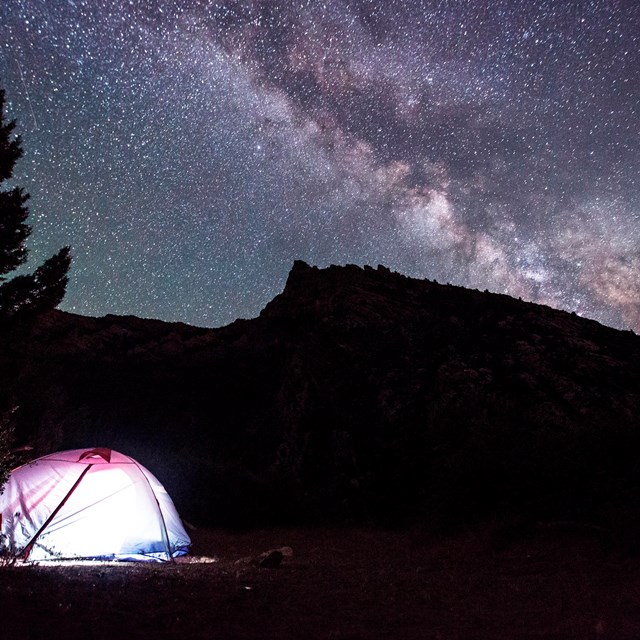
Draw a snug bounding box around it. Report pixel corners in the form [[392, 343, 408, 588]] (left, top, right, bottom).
[[1, 1, 639, 330]]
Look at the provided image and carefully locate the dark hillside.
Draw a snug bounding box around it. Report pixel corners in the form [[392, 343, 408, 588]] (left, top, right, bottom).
[[1, 261, 639, 528]]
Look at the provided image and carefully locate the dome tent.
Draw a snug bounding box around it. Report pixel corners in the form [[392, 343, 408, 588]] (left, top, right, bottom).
[[0, 448, 191, 562]]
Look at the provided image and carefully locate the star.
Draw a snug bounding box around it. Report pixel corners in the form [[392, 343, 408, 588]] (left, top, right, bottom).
[[1, 0, 638, 331]]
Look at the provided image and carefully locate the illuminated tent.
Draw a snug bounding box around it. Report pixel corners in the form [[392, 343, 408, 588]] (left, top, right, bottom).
[[0, 448, 191, 562]]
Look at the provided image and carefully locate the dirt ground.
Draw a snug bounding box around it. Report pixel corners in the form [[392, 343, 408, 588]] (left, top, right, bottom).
[[2, 525, 640, 640]]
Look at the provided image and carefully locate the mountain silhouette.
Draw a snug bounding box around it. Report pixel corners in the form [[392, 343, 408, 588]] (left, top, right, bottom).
[[2, 261, 639, 527]]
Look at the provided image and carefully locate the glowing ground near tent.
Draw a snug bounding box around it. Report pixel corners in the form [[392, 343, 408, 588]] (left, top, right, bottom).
[[2, 527, 640, 639], [9, 556, 217, 567]]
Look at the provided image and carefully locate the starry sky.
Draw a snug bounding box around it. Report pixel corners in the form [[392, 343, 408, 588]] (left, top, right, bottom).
[[1, 1, 639, 330]]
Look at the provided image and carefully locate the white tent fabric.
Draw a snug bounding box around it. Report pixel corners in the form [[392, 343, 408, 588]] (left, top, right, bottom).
[[0, 448, 191, 562]]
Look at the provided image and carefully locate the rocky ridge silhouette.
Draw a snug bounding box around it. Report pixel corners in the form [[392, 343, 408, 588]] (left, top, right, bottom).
[[1, 261, 639, 527]]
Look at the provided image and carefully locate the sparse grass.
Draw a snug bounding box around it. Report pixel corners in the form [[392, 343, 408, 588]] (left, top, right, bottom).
[[1, 525, 640, 639], [0, 532, 18, 567]]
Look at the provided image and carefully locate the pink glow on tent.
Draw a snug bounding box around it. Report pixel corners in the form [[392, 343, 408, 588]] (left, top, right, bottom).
[[0, 448, 191, 562]]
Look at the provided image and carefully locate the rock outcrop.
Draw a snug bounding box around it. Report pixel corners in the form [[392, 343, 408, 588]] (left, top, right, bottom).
[[1, 261, 639, 526]]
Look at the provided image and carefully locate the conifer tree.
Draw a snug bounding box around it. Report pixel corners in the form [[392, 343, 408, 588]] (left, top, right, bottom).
[[0, 410, 14, 497], [0, 88, 71, 495], [0, 89, 71, 321]]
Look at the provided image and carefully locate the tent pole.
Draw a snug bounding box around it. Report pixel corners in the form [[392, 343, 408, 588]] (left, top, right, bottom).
[[131, 461, 173, 562], [21, 464, 93, 560]]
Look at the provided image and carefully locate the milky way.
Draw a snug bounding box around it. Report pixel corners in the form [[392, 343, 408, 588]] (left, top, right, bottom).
[[1, 1, 639, 330]]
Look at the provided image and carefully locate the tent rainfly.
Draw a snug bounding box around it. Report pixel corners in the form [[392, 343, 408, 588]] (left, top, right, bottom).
[[0, 448, 191, 562]]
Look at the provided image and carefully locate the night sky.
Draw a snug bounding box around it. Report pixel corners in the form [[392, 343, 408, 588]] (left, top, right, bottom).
[[1, 1, 639, 330]]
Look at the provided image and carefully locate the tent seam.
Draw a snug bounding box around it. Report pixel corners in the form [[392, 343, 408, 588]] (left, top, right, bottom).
[[130, 459, 174, 563], [21, 464, 94, 560]]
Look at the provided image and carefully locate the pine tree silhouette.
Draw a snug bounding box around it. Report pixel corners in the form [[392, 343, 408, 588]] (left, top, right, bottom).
[[0, 89, 71, 321]]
